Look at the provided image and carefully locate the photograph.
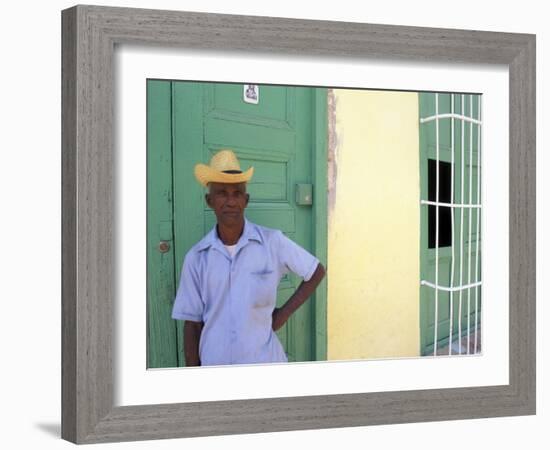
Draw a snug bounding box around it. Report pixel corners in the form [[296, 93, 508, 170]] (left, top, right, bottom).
[[57, 4, 537, 444], [146, 80, 482, 368], [2, 0, 546, 446]]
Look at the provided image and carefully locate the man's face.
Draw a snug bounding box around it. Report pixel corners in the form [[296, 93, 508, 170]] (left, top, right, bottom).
[[206, 182, 250, 226]]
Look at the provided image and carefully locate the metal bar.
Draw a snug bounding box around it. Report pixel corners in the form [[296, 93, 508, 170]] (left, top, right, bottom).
[[421, 280, 482, 292], [420, 200, 481, 208], [449, 95, 455, 355], [458, 95, 465, 355], [434, 93, 440, 356], [420, 113, 482, 125], [467, 95, 474, 354]]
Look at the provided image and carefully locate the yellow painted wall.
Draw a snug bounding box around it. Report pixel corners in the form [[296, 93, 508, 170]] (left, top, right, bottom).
[[327, 89, 420, 360]]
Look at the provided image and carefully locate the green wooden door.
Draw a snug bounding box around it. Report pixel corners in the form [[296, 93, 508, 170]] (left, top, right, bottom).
[[147, 81, 178, 368], [147, 80, 327, 367], [419, 92, 482, 355]]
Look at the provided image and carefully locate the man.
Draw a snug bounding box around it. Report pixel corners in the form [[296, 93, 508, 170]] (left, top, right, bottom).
[[171, 149, 325, 366]]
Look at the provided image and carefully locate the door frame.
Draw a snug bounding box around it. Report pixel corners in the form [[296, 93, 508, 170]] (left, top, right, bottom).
[[312, 88, 328, 361]]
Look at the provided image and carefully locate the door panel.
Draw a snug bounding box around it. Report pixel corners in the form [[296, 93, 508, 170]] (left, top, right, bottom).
[[206, 83, 293, 126]]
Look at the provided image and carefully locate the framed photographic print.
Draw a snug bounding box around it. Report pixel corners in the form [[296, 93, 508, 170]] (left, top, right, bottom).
[[61, 4, 535, 444]]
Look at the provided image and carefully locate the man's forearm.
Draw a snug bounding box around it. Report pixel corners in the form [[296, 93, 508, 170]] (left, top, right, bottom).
[[272, 263, 326, 331], [183, 320, 203, 366]]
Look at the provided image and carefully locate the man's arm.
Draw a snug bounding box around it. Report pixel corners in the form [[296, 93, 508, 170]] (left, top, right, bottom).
[[272, 263, 326, 332], [183, 320, 203, 366]]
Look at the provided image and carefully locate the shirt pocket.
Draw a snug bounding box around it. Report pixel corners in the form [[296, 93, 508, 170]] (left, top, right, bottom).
[[249, 269, 276, 308], [250, 268, 274, 276]]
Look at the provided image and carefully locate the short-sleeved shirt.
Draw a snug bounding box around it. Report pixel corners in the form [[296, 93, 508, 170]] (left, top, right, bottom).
[[171, 219, 319, 366]]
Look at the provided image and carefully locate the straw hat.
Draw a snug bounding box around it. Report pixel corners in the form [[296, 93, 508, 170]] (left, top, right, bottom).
[[194, 149, 254, 187]]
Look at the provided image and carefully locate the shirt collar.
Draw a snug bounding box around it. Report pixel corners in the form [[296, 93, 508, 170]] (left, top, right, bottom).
[[196, 218, 262, 252]]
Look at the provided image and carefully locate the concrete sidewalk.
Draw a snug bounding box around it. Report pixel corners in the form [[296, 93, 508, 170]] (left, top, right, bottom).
[[435, 326, 482, 356]]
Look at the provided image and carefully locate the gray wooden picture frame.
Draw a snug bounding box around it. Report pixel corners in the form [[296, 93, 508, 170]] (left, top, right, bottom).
[[61, 4, 536, 444]]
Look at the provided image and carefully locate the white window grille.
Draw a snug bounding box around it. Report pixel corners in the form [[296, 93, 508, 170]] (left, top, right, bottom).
[[420, 93, 482, 356]]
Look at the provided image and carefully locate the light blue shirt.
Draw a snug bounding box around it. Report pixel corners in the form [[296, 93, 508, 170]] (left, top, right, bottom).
[[171, 219, 319, 366]]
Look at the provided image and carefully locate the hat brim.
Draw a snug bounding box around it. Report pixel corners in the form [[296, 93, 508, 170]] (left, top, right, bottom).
[[194, 164, 254, 188]]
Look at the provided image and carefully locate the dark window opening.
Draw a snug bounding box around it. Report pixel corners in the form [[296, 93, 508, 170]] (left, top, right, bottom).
[[428, 159, 452, 248]]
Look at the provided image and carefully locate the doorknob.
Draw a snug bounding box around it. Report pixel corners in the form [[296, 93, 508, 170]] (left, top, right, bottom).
[[158, 241, 170, 253]]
